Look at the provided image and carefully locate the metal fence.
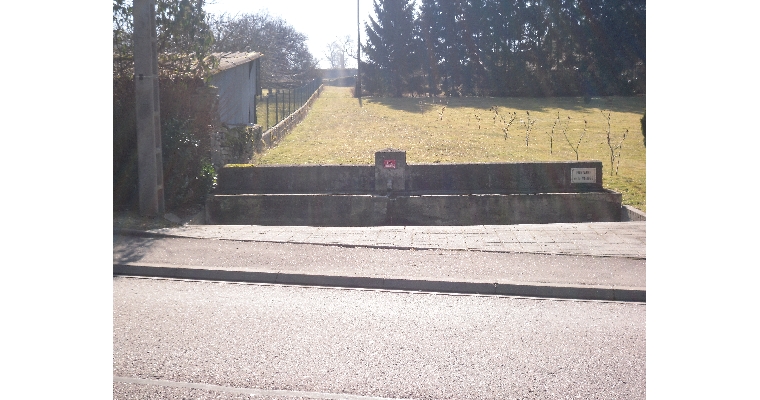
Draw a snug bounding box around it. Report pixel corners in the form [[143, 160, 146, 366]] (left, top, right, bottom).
[[258, 79, 322, 131]]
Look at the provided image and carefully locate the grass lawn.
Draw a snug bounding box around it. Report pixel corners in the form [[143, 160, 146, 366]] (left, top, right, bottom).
[[253, 86, 646, 212]]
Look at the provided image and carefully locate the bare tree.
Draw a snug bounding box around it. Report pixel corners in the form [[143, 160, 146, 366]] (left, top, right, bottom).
[[490, 106, 516, 140], [603, 111, 627, 175], [210, 12, 319, 87], [521, 111, 535, 146], [563, 117, 586, 161], [324, 36, 354, 69]]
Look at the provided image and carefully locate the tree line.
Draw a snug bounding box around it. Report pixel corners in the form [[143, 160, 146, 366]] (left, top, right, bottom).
[[211, 12, 321, 88], [113, 0, 319, 88], [362, 0, 645, 98]]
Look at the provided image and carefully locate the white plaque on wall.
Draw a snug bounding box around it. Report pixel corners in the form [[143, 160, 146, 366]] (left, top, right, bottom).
[[571, 168, 597, 183]]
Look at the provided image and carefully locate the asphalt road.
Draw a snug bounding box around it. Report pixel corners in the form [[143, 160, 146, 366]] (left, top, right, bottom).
[[113, 277, 646, 399]]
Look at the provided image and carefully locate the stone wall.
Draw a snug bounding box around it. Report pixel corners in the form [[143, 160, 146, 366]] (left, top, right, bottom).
[[210, 124, 263, 168]]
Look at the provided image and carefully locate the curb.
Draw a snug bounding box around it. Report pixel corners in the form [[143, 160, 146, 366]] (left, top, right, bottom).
[[114, 263, 646, 303]]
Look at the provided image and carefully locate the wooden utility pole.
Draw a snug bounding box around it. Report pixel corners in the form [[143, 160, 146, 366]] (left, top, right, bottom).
[[133, 0, 164, 216]]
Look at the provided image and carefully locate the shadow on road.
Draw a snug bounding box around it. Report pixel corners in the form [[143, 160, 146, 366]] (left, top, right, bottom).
[[113, 235, 159, 264]]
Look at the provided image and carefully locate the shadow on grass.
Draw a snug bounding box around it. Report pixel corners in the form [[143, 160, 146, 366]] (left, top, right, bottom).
[[365, 95, 645, 114]]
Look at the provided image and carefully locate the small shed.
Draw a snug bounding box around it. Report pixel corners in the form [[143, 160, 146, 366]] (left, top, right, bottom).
[[208, 52, 263, 126]]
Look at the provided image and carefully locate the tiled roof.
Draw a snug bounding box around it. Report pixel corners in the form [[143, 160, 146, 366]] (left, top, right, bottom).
[[209, 52, 263, 74]]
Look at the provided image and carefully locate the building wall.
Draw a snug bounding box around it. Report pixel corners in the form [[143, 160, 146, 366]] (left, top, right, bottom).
[[210, 61, 257, 126]]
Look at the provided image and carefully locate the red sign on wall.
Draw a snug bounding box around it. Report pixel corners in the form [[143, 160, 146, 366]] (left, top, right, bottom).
[[384, 159, 397, 169]]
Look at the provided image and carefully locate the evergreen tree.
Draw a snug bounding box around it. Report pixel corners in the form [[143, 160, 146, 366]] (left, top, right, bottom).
[[436, 0, 463, 96], [363, 0, 419, 97], [482, 0, 526, 96], [458, 0, 488, 95], [417, 0, 442, 95], [360, 0, 644, 97]]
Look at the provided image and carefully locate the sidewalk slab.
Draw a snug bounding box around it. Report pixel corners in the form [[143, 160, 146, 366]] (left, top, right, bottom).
[[122, 222, 644, 259], [114, 221, 645, 302]]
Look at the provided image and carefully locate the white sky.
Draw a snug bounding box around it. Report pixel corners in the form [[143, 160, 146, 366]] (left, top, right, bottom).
[[205, 0, 381, 69]]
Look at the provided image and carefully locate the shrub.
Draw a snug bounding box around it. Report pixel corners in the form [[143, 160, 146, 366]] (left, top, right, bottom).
[[113, 76, 219, 211], [113, 77, 139, 211]]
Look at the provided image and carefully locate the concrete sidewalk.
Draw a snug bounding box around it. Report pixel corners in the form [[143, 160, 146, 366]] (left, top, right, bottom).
[[113, 221, 645, 302], [118, 221, 645, 258]]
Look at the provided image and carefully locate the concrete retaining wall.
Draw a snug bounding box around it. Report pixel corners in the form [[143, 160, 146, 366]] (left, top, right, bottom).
[[621, 205, 646, 221], [406, 162, 602, 194], [206, 154, 623, 226], [215, 161, 604, 195], [216, 165, 374, 194], [205, 191, 622, 226]]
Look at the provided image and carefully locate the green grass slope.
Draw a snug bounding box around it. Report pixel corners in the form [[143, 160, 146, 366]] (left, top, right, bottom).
[[254, 86, 646, 212]]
